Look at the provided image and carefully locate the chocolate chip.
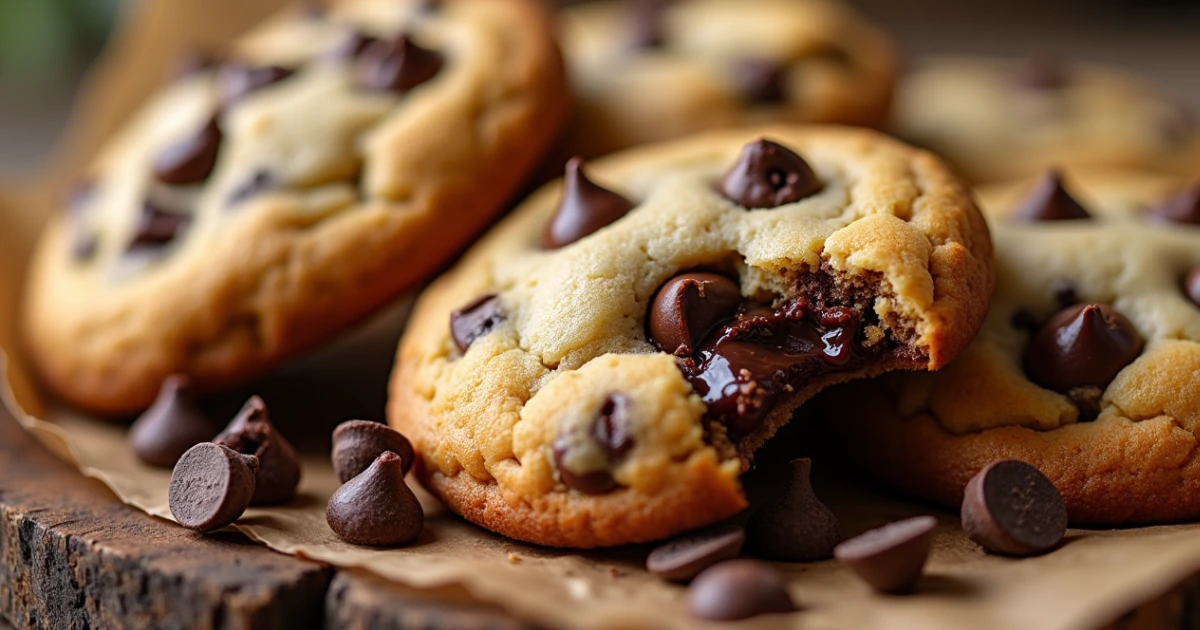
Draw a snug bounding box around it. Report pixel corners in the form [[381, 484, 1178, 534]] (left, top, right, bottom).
[[219, 63, 294, 107], [228, 170, 275, 206], [686, 560, 795, 621], [129, 375, 216, 468], [152, 117, 222, 185], [626, 0, 673, 50], [1052, 282, 1079, 309], [552, 394, 634, 495], [169, 443, 259, 533], [647, 523, 745, 581], [328, 30, 378, 61], [732, 58, 787, 104], [327, 451, 424, 546], [129, 201, 190, 249], [449, 294, 505, 352], [1184, 265, 1200, 307], [213, 397, 302, 505], [542, 157, 635, 249], [1012, 53, 1070, 91], [1024, 303, 1142, 393], [1012, 169, 1090, 222], [1148, 181, 1200, 224], [355, 35, 444, 92], [961, 460, 1067, 557], [720, 139, 822, 209], [834, 516, 937, 594], [746, 458, 840, 561], [648, 272, 743, 356], [332, 420, 415, 483]]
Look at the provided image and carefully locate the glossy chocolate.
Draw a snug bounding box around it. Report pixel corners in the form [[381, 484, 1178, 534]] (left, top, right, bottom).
[[152, 117, 222, 185], [1024, 303, 1142, 393], [543, 157, 635, 249], [648, 272, 743, 356], [720, 139, 821, 209], [356, 35, 444, 92], [449, 294, 505, 352], [1012, 169, 1090, 222], [552, 394, 634, 494]]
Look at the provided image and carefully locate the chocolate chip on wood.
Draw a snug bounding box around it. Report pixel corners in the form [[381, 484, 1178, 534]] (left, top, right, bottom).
[[746, 458, 840, 561], [962, 460, 1067, 557], [332, 420, 415, 483], [686, 560, 795, 621], [327, 451, 424, 546], [129, 375, 215, 468], [834, 516, 937, 594], [646, 523, 745, 581], [169, 443, 259, 533], [214, 397, 302, 505]]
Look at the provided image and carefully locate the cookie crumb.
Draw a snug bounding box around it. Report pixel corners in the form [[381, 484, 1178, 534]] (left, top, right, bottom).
[[507, 551, 522, 564]]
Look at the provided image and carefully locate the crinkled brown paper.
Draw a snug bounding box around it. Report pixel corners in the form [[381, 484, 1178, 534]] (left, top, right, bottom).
[[3, 1, 1200, 628]]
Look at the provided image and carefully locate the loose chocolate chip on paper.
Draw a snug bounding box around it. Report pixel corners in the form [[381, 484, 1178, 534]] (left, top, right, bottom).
[[1148, 180, 1200, 225], [214, 397, 302, 505], [732, 58, 787, 104], [720, 139, 822, 209], [219, 63, 295, 107], [1024, 303, 1142, 393], [746, 458, 841, 561], [552, 394, 635, 495], [356, 34, 444, 92], [542, 157, 635, 249], [961, 460, 1067, 557], [648, 272, 743, 357], [834, 515, 937, 594], [153, 116, 222, 185], [327, 451, 425, 546], [332, 419, 415, 483], [169, 442, 259, 533], [647, 523, 745, 581], [129, 375, 216, 468], [686, 560, 796, 621], [1012, 169, 1090, 222], [1184, 265, 1200, 307], [129, 201, 190, 249], [449, 293, 505, 352]]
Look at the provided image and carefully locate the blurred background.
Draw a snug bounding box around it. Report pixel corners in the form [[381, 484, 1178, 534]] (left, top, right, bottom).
[[0, 0, 1198, 177]]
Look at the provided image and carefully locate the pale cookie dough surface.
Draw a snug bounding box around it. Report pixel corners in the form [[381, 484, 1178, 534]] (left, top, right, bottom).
[[23, 0, 567, 414], [895, 56, 1200, 183], [821, 169, 1200, 524], [389, 125, 991, 548], [560, 0, 896, 157]]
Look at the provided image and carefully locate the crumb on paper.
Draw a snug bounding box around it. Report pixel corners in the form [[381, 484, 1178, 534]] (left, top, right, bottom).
[[507, 551, 522, 564]]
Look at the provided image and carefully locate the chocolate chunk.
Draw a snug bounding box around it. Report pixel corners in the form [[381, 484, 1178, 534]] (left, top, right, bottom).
[[332, 419, 415, 483], [219, 63, 294, 107], [168, 442, 259, 533], [450, 293, 505, 352], [720, 139, 822, 209], [626, 0, 673, 50], [228, 170, 275, 206], [1013, 53, 1070, 91], [152, 117, 222, 185], [129, 201, 190, 249], [1184, 265, 1200, 307], [732, 58, 787, 104], [648, 272, 743, 356], [686, 560, 795, 621], [1148, 181, 1200, 224], [542, 157, 635, 249], [745, 458, 840, 561], [552, 394, 634, 495], [961, 460, 1067, 557], [129, 375, 216, 468], [327, 451, 424, 546], [1024, 303, 1142, 393], [213, 397, 302, 505], [1052, 282, 1079, 310], [834, 516, 937, 594], [1012, 169, 1090, 222], [646, 523, 745, 581], [328, 30, 378, 61], [356, 35, 444, 92]]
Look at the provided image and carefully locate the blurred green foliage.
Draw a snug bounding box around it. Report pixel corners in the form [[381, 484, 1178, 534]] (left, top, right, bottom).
[[0, 0, 121, 87]]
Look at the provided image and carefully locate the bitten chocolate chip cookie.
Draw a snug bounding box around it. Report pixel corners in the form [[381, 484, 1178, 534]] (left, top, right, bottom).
[[388, 126, 992, 547], [820, 168, 1200, 524], [23, 0, 567, 414], [559, 0, 897, 158], [895, 55, 1200, 183]]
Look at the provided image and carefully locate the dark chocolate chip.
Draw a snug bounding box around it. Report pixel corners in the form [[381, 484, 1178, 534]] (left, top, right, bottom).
[[626, 0, 673, 50], [961, 460, 1067, 557], [732, 58, 787, 104], [332, 419, 415, 483], [720, 139, 822, 209], [1148, 181, 1200, 225], [1012, 169, 1090, 222], [328, 30, 379, 61], [228, 170, 275, 206], [219, 63, 295, 107], [542, 157, 635, 249], [152, 117, 222, 185], [646, 523, 745, 581], [648, 272, 743, 357], [326, 451, 424, 546], [355, 35, 444, 92], [129, 201, 190, 249], [1024, 303, 1142, 393], [168, 442, 259, 533], [746, 458, 840, 561], [129, 375, 216, 468], [1184, 265, 1200, 307], [834, 516, 937, 594], [686, 560, 795, 621], [552, 394, 634, 495], [213, 397, 302, 505], [1052, 282, 1079, 310], [449, 293, 505, 352], [1012, 53, 1070, 91]]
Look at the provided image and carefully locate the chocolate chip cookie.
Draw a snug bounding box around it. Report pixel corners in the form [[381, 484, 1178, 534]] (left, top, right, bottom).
[[388, 126, 993, 547], [23, 0, 568, 414], [560, 0, 897, 158], [820, 168, 1200, 524], [895, 55, 1200, 183]]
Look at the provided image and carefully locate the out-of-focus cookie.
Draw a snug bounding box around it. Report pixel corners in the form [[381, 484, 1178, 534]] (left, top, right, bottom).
[[23, 0, 568, 414], [820, 168, 1200, 524], [559, 0, 897, 158], [389, 126, 992, 547], [895, 55, 1200, 183]]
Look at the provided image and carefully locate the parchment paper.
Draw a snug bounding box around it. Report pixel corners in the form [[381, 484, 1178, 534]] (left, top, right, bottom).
[[5, 1, 1200, 629]]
